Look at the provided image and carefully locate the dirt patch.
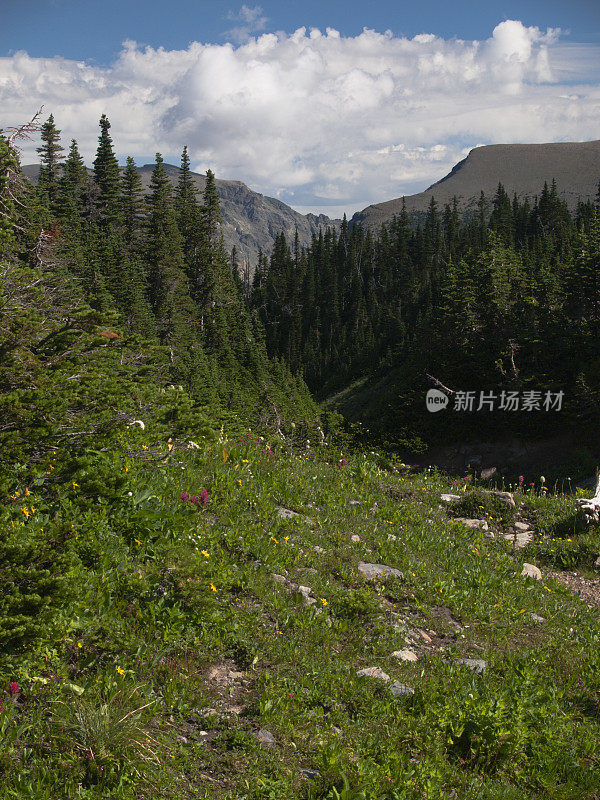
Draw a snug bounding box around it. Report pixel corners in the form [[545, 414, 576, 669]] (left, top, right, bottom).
[[547, 570, 600, 609], [202, 658, 253, 716]]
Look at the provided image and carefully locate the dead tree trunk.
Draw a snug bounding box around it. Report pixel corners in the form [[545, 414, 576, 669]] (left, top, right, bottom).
[[576, 474, 600, 524]]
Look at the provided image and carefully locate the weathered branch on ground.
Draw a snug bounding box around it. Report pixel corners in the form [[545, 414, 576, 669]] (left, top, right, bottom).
[[576, 472, 600, 524]]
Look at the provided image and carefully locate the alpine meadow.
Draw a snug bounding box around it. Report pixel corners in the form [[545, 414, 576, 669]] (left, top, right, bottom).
[[2, 6, 600, 799]]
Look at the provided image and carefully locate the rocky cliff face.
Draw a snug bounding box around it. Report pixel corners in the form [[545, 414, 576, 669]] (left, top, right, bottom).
[[22, 162, 340, 271], [352, 139, 600, 230]]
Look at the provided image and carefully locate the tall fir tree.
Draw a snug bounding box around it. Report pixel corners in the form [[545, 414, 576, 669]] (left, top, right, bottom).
[[36, 114, 64, 210], [93, 114, 121, 224]]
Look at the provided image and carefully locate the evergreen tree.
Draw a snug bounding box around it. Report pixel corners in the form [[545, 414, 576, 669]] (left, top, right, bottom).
[[121, 156, 144, 248], [93, 114, 121, 223], [36, 114, 64, 209]]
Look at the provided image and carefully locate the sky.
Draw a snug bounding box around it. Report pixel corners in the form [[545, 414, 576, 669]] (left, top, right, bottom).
[[1, 0, 600, 217]]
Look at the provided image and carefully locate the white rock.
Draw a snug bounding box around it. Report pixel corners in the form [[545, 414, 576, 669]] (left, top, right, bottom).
[[391, 649, 418, 662], [358, 562, 403, 580], [521, 563, 542, 581], [356, 666, 390, 682], [441, 494, 461, 503], [456, 518, 489, 531]]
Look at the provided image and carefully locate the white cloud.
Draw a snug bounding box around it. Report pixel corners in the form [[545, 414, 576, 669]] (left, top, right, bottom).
[[1, 20, 599, 215], [223, 5, 268, 44]]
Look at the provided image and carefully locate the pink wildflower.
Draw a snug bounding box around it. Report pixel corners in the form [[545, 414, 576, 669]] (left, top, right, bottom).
[[181, 492, 189, 502], [199, 489, 209, 506], [8, 682, 19, 694], [190, 495, 198, 504], [339, 458, 347, 469]]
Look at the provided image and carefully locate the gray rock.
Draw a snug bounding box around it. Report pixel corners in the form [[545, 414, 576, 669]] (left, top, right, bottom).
[[502, 532, 532, 549], [521, 563, 542, 581], [349, 500, 362, 506], [458, 658, 487, 674], [389, 681, 415, 697], [270, 573, 287, 584], [456, 517, 489, 531], [356, 666, 391, 681], [486, 490, 515, 509], [358, 562, 403, 580], [391, 649, 418, 662], [531, 613, 545, 623], [275, 506, 299, 519], [300, 769, 320, 780], [314, 545, 325, 554], [594, 555, 600, 570], [441, 494, 461, 503], [514, 521, 531, 532], [255, 729, 276, 747]]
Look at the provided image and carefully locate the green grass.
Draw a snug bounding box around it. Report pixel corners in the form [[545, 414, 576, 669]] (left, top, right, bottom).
[[1, 434, 600, 799]]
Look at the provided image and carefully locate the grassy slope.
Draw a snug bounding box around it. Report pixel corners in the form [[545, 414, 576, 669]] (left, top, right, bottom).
[[1, 433, 600, 799]]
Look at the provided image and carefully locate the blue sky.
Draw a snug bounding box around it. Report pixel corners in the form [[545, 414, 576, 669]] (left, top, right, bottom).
[[1, 1, 599, 216], [2, 0, 600, 62]]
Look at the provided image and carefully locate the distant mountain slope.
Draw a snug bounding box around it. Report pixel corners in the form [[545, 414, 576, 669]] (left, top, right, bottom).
[[352, 140, 600, 229], [22, 163, 340, 270]]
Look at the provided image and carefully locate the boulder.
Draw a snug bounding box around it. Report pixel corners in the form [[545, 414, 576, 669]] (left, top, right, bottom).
[[356, 666, 391, 681], [358, 562, 403, 580], [521, 563, 542, 581]]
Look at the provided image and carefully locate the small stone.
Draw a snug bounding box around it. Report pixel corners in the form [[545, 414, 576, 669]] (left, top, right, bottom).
[[594, 555, 600, 570], [271, 573, 287, 584], [387, 533, 397, 541], [297, 585, 312, 596], [514, 521, 531, 532], [521, 563, 542, 581], [441, 494, 461, 503], [351, 534, 361, 542], [255, 729, 276, 747], [531, 613, 545, 623], [487, 490, 515, 508], [458, 658, 487, 674], [300, 768, 320, 780], [358, 562, 403, 580], [417, 629, 432, 643], [456, 517, 489, 531], [276, 506, 299, 519], [314, 546, 325, 554], [349, 500, 361, 506], [356, 666, 391, 682], [389, 681, 414, 697], [391, 648, 418, 662]]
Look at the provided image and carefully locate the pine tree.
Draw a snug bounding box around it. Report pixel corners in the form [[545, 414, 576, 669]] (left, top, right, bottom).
[[175, 146, 203, 274], [36, 114, 64, 210], [121, 156, 144, 248], [93, 114, 121, 223], [57, 139, 87, 217]]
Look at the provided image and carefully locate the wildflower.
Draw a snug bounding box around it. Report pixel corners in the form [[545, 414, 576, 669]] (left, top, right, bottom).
[[519, 476, 524, 484], [210, 584, 217, 592], [181, 492, 189, 501], [25, 488, 31, 497], [242, 459, 249, 463], [72, 482, 79, 489], [271, 537, 279, 544], [320, 598, 328, 606], [338, 458, 347, 469], [135, 539, 141, 546], [21, 507, 29, 519], [351, 534, 361, 543], [77, 641, 83, 648], [284, 536, 290, 542], [238, 479, 242, 486], [190, 495, 198, 504], [201, 550, 210, 559], [8, 682, 20, 694], [116, 667, 125, 676], [199, 489, 209, 506]]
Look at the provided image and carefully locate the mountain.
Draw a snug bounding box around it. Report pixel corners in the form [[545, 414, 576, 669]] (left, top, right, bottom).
[[352, 139, 600, 229], [21, 162, 340, 270]]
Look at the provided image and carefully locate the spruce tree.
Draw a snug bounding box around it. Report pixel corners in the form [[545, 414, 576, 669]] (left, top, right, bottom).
[[36, 114, 64, 210], [121, 156, 144, 248], [93, 114, 121, 223]]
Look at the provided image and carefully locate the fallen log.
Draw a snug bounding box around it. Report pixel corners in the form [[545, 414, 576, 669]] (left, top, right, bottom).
[[576, 473, 600, 524]]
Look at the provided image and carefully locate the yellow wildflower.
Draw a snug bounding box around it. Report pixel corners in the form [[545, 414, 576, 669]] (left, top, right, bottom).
[[242, 459, 249, 463], [320, 598, 328, 606], [201, 550, 210, 558], [135, 539, 141, 546], [210, 584, 217, 592], [72, 482, 79, 489], [284, 536, 290, 542], [238, 479, 242, 486], [77, 641, 83, 648], [116, 666, 125, 675], [25, 488, 31, 496], [21, 507, 29, 519], [271, 537, 279, 544]]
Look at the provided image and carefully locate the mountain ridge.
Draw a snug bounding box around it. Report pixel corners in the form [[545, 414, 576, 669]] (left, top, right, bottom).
[[21, 162, 341, 271], [352, 139, 600, 229]]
